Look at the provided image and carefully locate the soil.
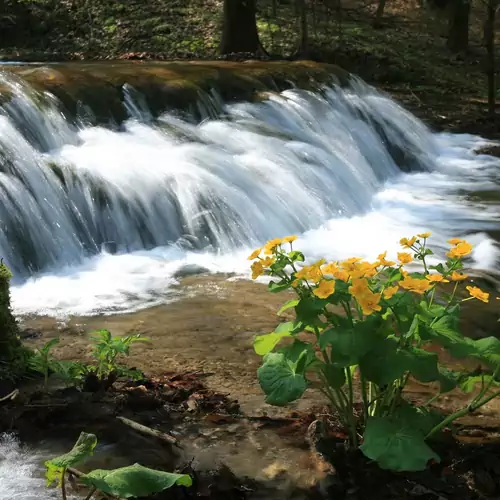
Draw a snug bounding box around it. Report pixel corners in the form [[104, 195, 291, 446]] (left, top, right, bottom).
[[4, 274, 500, 499]]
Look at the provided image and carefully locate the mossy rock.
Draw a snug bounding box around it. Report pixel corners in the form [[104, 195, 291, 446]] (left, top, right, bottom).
[[4, 61, 348, 124], [0, 262, 31, 383]]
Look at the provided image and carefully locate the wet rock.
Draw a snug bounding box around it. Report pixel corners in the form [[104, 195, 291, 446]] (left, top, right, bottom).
[[173, 264, 210, 279], [475, 144, 500, 157], [262, 460, 288, 479]]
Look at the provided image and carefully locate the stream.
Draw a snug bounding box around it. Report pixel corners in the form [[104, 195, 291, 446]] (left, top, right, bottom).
[[1, 62, 500, 497]]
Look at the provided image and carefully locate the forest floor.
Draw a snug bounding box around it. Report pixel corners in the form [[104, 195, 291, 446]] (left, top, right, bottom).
[[0, 0, 499, 136]]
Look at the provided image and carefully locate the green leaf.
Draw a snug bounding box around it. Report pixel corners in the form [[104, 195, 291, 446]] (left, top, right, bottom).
[[45, 432, 97, 486], [295, 296, 327, 323], [424, 314, 475, 359], [278, 339, 316, 366], [437, 366, 459, 393], [257, 352, 308, 406], [81, 464, 192, 498], [254, 320, 308, 356], [254, 332, 291, 356], [288, 250, 305, 262], [393, 401, 443, 436], [320, 318, 380, 367], [268, 280, 290, 293], [360, 339, 439, 386], [40, 338, 59, 354], [318, 362, 346, 389], [360, 416, 440, 471], [277, 299, 300, 316], [472, 337, 500, 367]]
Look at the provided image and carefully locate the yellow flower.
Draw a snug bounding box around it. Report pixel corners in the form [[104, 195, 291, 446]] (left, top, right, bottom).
[[321, 262, 338, 276], [376, 251, 396, 267], [322, 262, 350, 281], [349, 278, 370, 298], [264, 238, 283, 255], [291, 279, 301, 288], [426, 274, 449, 283], [383, 285, 399, 299], [357, 290, 382, 316], [295, 264, 322, 283], [418, 232, 432, 239], [247, 248, 261, 260], [261, 256, 275, 267], [282, 235, 297, 243], [399, 276, 431, 294], [341, 257, 363, 271], [448, 238, 465, 246], [313, 279, 336, 299], [251, 261, 264, 279], [451, 271, 468, 281], [466, 286, 489, 303], [397, 252, 413, 265], [447, 241, 473, 259], [350, 261, 377, 279], [400, 236, 417, 248]]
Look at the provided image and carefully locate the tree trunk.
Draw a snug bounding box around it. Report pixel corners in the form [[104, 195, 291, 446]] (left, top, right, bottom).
[[297, 0, 309, 55], [220, 0, 260, 55], [373, 0, 387, 28], [484, 0, 497, 118], [447, 0, 470, 52]]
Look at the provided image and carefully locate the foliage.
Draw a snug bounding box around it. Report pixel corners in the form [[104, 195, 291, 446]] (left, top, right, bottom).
[[28, 330, 145, 391], [81, 464, 192, 498], [45, 432, 98, 488], [250, 234, 500, 471], [29, 338, 60, 391], [89, 329, 148, 383], [46, 432, 191, 499]]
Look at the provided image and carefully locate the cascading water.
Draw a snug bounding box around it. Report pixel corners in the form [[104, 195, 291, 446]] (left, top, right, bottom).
[[0, 69, 498, 317]]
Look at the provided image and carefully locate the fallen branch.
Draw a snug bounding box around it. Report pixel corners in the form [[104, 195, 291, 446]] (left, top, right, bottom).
[[116, 416, 181, 448], [0, 389, 18, 403]]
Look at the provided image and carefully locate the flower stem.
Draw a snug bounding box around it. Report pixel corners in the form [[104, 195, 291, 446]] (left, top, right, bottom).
[[61, 467, 68, 500]]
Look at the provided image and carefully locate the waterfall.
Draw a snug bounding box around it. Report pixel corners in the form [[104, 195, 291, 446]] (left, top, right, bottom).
[[0, 69, 498, 317]]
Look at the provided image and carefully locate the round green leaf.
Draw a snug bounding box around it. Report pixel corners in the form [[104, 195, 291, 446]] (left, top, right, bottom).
[[360, 417, 440, 471], [81, 464, 192, 498], [257, 352, 307, 406]]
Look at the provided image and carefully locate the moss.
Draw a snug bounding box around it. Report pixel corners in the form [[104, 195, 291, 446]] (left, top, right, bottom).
[[6, 61, 346, 123], [0, 262, 31, 383]]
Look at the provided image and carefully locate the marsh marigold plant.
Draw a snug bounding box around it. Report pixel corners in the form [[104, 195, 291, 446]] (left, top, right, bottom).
[[250, 234, 500, 472]]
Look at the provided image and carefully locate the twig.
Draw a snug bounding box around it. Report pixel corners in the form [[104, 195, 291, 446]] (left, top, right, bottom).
[[116, 416, 182, 448], [0, 389, 18, 402]]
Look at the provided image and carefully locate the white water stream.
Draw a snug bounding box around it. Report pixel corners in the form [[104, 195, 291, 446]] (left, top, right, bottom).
[[0, 71, 498, 317]]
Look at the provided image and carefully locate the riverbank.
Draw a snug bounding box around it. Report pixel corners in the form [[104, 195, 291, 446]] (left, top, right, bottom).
[[2, 274, 500, 498]]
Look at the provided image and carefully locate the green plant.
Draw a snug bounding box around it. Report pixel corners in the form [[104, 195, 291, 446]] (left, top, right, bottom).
[[29, 338, 60, 391], [250, 234, 500, 471], [90, 330, 148, 382], [45, 432, 191, 500]]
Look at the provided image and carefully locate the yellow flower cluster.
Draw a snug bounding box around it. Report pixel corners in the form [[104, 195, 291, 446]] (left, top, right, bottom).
[[249, 233, 492, 307], [446, 238, 473, 259], [348, 278, 382, 315], [248, 235, 297, 279]]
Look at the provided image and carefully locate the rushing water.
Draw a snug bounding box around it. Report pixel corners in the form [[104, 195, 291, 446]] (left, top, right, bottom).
[[0, 434, 68, 500], [0, 70, 498, 317]]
